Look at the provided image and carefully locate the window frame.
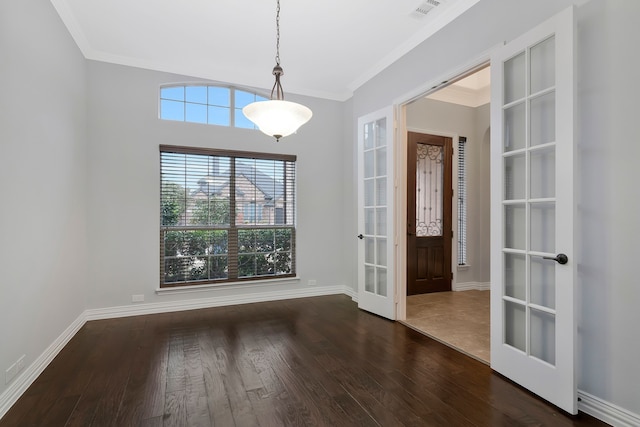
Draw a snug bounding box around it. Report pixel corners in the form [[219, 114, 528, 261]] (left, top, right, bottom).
[[159, 145, 297, 288], [158, 84, 268, 129]]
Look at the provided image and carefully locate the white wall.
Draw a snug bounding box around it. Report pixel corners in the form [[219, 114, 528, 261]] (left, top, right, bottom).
[[406, 98, 491, 285], [341, 98, 358, 292], [349, 0, 640, 417], [476, 104, 491, 285], [85, 61, 348, 309], [576, 0, 640, 415], [0, 0, 88, 398]]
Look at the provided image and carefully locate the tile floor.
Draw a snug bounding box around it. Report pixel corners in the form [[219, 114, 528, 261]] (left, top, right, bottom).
[[402, 290, 490, 364]]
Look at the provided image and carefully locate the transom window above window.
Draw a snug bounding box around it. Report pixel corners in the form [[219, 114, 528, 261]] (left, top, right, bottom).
[[159, 85, 268, 129]]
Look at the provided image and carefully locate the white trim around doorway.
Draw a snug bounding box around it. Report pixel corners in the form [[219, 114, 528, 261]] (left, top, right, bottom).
[[393, 47, 496, 321]]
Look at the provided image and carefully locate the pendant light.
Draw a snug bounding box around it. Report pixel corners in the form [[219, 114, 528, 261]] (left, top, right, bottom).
[[242, 0, 312, 142]]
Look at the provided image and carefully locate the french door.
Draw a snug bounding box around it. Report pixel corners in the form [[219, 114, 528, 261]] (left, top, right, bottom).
[[357, 107, 396, 320], [490, 6, 577, 414]]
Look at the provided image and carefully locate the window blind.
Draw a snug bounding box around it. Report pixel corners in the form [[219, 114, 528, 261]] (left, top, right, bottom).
[[160, 145, 296, 287], [457, 137, 467, 266]]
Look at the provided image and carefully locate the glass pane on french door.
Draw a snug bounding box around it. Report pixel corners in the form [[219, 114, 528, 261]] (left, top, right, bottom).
[[363, 118, 388, 297], [501, 34, 558, 364]]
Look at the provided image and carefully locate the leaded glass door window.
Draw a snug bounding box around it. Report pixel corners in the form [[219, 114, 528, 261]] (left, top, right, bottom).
[[416, 143, 444, 237]]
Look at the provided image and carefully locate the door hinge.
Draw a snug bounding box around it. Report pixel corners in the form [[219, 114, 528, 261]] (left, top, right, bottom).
[[451, 230, 454, 238]]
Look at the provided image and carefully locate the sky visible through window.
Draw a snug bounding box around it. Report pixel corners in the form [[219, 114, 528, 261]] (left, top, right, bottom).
[[160, 85, 267, 129]]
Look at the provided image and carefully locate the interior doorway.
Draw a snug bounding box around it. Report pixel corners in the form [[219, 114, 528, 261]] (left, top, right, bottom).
[[401, 65, 491, 364]]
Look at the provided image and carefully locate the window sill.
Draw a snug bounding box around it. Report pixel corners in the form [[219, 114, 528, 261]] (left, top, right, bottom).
[[457, 264, 471, 271], [156, 276, 301, 296]]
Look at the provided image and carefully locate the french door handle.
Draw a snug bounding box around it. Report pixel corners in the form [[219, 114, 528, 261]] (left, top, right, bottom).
[[357, 234, 364, 240], [543, 253, 568, 265]]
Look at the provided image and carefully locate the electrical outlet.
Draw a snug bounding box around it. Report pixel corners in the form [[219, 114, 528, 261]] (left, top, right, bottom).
[[16, 355, 25, 372], [308, 279, 317, 286], [131, 294, 145, 303], [5, 363, 17, 384], [5, 354, 26, 384]]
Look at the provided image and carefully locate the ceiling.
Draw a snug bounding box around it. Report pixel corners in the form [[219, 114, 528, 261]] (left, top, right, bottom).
[[51, 0, 479, 101], [426, 65, 490, 107]]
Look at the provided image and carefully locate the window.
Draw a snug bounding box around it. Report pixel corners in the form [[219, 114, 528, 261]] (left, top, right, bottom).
[[159, 85, 268, 129], [160, 145, 296, 287], [457, 137, 467, 265]]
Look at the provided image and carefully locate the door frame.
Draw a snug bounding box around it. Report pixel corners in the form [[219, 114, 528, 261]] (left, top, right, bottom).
[[392, 6, 577, 412], [393, 51, 495, 321]]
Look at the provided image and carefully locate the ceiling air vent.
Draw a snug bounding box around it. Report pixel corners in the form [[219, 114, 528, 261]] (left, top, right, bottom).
[[410, 0, 442, 19]]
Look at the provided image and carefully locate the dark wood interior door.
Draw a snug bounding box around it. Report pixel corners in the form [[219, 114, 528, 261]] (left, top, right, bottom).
[[407, 132, 452, 295]]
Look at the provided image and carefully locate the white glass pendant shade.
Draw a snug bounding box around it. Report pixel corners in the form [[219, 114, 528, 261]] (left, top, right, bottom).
[[243, 100, 312, 141]]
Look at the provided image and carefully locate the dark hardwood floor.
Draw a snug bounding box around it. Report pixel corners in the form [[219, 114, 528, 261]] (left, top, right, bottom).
[[1, 295, 607, 426]]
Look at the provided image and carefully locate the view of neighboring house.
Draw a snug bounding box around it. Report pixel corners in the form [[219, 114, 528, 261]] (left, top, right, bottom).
[[190, 162, 288, 226]]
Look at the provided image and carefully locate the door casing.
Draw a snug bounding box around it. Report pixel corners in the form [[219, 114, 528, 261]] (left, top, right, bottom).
[[394, 53, 490, 320]]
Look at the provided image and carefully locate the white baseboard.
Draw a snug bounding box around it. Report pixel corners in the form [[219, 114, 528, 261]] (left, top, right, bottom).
[[85, 285, 350, 320], [453, 281, 491, 291], [343, 285, 357, 301], [578, 390, 640, 427], [0, 312, 87, 419]]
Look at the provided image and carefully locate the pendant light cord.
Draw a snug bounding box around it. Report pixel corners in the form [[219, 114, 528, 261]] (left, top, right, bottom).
[[270, 0, 285, 101], [275, 0, 281, 66]]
